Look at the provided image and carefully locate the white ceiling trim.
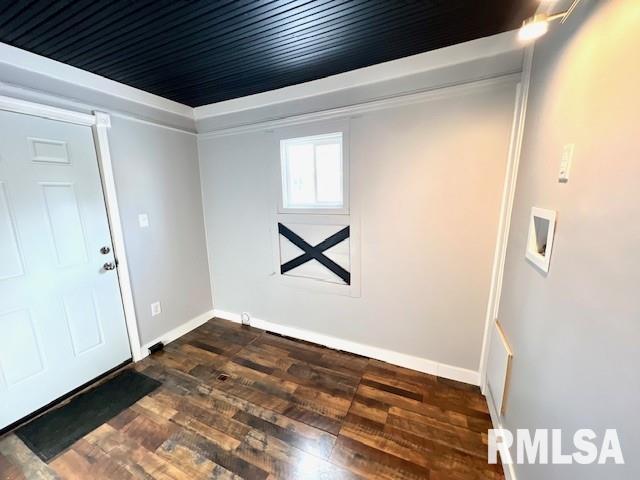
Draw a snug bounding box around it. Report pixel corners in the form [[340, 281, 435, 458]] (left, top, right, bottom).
[[0, 42, 193, 120], [0, 93, 96, 126], [0, 80, 197, 135], [0, 29, 525, 128], [197, 73, 521, 140], [194, 30, 523, 120]]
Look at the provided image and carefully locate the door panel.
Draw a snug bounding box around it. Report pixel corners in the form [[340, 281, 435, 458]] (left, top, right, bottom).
[[0, 309, 44, 386], [0, 110, 131, 429], [41, 182, 89, 266], [0, 182, 24, 280], [63, 289, 104, 356]]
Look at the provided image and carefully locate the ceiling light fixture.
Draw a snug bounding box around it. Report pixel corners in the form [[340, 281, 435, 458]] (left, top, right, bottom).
[[518, 12, 565, 42], [518, 0, 583, 42]]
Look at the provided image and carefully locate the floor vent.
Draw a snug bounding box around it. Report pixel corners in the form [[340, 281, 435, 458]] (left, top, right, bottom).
[[148, 342, 164, 355], [265, 330, 329, 350]]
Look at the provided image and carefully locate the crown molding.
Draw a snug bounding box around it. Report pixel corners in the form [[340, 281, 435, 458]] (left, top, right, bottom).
[[0, 93, 96, 126], [197, 73, 521, 140], [0, 80, 197, 135], [0, 42, 193, 120], [0, 29, 525, 135], [194, 30, 523, 121]]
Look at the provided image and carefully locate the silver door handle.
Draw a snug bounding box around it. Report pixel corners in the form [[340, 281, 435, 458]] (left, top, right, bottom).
[[103, 262, 116, 271]]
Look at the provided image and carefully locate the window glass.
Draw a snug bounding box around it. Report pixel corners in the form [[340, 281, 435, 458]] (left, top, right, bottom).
[[286, 143, 315, 206], [281, 133, 344, 211], [315, 143, 342, 203]]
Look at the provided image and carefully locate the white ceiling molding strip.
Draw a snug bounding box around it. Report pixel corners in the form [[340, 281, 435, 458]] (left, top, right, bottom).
[[0, 80, 197, 135], [0, 93, 95, 126], [197, 73, 521, 140], [0, 29, 523, 135], [0, 42, 193, 120], [194, 30, 522, 120]]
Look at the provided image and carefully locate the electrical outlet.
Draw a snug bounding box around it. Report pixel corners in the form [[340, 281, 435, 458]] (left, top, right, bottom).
[[138, 213, 150, 228], [151, 301, 162, 316], [241, 312, 251, 326]]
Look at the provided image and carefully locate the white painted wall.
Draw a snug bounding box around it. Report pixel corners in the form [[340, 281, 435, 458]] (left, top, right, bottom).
[[107, 116, 212, 345], [198, 78, 518, 375], [496, 0, 640, 478]]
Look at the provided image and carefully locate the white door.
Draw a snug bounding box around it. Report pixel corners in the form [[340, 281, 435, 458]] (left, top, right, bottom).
[[0, 109, 131, 429]]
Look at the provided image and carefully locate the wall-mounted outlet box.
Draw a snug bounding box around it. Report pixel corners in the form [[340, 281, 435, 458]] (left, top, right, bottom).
[[525, 207, 557, 273], [241, 312, 251, 326], [138, 213, 150, 228], [559, 143, 574, 183], [151, 301, 162, 316]]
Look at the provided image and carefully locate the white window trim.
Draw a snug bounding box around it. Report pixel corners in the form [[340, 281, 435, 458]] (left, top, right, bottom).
[[278, 131, 350, 215]]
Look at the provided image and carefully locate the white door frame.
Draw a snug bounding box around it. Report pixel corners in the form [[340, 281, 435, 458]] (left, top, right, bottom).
[[478, 45, 535, 394], [0, 94, 144, 361]]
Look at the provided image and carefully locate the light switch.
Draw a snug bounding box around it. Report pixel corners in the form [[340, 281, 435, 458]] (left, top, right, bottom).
[[138, 213, 149, 228], [151, 302, 161, 316], [559, 143, 574, 183]]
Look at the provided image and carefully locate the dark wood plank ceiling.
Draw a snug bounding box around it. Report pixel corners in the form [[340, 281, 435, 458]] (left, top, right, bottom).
[[0, 1, 537, 107]]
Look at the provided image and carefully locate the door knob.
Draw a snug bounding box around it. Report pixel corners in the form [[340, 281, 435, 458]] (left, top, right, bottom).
[[103, 262, 116, 271], [100, 246, 111, 255]]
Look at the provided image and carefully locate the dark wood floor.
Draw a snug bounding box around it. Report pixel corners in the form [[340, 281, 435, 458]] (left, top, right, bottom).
[[0, 318, 502, 480]]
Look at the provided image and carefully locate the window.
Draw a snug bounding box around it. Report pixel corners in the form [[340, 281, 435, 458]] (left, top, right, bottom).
[[280, 132, 346, 212]]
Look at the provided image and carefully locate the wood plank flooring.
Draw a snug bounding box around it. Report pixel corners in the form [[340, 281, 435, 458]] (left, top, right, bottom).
[[0, 317, 502, 480]]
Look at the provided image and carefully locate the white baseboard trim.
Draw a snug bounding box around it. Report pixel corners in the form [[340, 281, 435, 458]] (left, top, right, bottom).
[[487, 389, 518, 480], [139, 309, 215, 359], [213, 309, 480, 386]]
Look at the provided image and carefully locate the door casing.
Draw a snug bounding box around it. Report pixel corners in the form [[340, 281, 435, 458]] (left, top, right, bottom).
[[0, 94, 143, 361]]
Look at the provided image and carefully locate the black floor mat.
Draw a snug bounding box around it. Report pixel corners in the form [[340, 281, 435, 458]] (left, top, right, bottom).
[[15, 369, 160, 462]]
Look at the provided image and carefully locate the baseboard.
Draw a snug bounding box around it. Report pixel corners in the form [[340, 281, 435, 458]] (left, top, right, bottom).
[[486, 389, 517, 480], [213, 309, 480, 386], [139, 309, 215, 359]]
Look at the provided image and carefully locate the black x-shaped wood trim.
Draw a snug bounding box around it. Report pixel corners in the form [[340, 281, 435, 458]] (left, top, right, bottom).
[[278, 223, 350, 285]]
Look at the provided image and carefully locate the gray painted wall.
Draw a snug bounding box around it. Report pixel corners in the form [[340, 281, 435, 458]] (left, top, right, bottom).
[[108, 116, 212, 345], [498, 0, 639, 478], [199, 79, 518, 372]]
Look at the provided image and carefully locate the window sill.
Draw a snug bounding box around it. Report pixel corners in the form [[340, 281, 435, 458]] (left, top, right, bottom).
[[278, 207, 349, 215]]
